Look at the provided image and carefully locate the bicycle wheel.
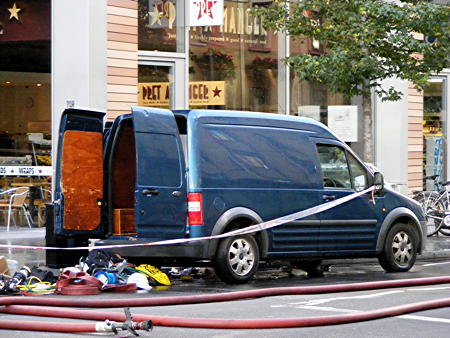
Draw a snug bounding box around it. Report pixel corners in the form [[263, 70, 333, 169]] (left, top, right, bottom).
[[439, 225, 450, 236], [413, 191, 445, 237]]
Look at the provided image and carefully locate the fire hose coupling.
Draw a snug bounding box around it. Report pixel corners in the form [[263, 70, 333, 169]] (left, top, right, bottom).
[[95, 308, 152, 336], [0, 266, 32, 294]]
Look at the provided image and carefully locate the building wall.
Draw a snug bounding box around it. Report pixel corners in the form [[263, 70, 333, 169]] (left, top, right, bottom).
[[375, 78, 409, 194], [106, 0, 138, 121], [407, 83, 424, 192], [52, 0, 107, 164], [52, 0, 107, 115], [51, 1, 427, 196]]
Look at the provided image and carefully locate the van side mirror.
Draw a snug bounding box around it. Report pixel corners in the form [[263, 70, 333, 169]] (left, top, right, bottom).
[[373, 172, 384, 191]]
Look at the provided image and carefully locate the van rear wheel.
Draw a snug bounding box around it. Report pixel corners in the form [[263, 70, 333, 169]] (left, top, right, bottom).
[[214, 235, 259, 284], [378, 223, 418, 272]]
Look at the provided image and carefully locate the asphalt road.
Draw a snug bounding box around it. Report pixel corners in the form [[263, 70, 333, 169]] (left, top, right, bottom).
[[0, 229, 450, 337]]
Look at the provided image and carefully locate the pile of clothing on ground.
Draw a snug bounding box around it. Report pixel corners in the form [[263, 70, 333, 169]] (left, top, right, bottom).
[[0, 250, 172, 296]]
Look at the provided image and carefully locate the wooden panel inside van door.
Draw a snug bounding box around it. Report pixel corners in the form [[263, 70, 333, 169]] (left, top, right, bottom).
[[61, 130, 103, 231]]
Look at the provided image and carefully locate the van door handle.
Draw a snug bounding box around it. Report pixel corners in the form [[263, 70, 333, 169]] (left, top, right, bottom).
[[142, 188, 159, 196], [322, 194, 336, 201], [172, 191, 182, 197]]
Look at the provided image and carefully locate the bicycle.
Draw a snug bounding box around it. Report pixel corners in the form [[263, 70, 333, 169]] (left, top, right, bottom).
[[413, 174, 450, 237]]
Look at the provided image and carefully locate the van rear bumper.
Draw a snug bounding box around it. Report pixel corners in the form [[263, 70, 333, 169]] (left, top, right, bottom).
[[95, 238, 210, 260]]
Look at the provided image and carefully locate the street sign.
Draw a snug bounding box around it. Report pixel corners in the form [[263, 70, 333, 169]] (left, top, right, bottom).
[[0, 166, 52, 176]]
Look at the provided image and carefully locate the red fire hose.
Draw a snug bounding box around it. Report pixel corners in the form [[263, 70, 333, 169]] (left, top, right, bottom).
[[1, 297, 450, 330], [0, 276, 449, 332], [0, 320, 98, 333], [1, 275, 450, 308]]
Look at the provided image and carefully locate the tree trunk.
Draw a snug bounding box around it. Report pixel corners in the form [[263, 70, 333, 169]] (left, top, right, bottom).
[[362, 93, 374, 164]]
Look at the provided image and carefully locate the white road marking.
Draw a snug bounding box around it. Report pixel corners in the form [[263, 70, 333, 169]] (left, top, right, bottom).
[[293, 305, 450, 325], [287, 290, 404, 306], [400, 315, 450, 324], [407, 286, 450, 291], [422, 261, 450, 267], [295, 305, 360, 313], [271, 287, 450, 325]]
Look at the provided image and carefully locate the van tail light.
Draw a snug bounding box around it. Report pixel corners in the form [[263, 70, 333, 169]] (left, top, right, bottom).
[[188, 193, 203, 225]]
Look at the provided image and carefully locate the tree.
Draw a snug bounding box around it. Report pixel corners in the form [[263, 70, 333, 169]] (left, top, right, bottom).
[[254, 0, 450, 162]]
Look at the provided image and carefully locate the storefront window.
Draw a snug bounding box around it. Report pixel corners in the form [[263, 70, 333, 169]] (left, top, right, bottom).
[[423, 78, 446, 189], [289, 38, 347, 124], [138, 0, 185, 53], [138, 64, 172, 108], [189, 0, 279, 113], [0, 0, 51, 220], [288, 36, 364, 157]]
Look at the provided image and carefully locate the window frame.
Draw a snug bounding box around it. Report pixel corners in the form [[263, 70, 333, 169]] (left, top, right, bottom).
[[315, 142, 370, 191], [346, 150, 369, 191]]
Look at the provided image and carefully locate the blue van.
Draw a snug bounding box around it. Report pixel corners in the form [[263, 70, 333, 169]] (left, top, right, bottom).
[[46, 107, 427, 283]]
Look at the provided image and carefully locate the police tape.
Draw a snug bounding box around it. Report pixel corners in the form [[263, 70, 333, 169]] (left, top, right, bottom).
[[0, 186, 376, 251]]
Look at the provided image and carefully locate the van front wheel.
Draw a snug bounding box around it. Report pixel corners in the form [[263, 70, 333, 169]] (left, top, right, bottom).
[[214, 235, 259, 284], [378, 223, 418, 272]]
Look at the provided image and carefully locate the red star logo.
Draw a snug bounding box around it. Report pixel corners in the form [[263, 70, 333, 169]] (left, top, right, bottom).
[[194, 0, 218, 20], [212, 86, 222, 97]]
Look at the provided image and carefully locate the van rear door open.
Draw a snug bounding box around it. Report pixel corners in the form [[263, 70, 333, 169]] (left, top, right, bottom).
[[54, 109, 106, 236], [131, 107, 187, 239]]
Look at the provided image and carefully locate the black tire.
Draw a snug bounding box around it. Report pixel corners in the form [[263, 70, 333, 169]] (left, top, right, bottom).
[[213, 235, 259, 284], [439, 225, 450, 236], [413, 192, 445, 237], [378, 223, 418, 272]]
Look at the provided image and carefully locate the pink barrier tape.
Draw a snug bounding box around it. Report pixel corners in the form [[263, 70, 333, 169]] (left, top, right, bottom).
[[0, 187, 375, 251]]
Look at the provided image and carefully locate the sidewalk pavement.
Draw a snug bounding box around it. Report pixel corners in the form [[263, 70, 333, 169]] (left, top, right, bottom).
[[0, 227, 45, 240], [424, 235, 450, 259]]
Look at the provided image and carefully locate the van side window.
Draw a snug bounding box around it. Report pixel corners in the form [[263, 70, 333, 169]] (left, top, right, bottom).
[[316, 145, 352, 189], [136, 133, 182, 188], [198, 125, 317, 189], [348, 152, 368, 191]]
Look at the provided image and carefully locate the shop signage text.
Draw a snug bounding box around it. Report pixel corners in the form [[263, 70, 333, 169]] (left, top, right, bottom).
[[189, 0, 224, 27], [189, 4, 270, 48], [146, 1, 270, 47], [0, 166, 52, 176], [138, 81, 225, 106]]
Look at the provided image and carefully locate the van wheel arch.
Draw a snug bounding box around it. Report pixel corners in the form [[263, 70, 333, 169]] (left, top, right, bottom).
[[209, 207, 268, 259], [376, 208, 423, 255]]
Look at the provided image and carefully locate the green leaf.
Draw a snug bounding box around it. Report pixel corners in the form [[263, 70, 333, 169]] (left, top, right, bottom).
[[256, 0, 450, 100]]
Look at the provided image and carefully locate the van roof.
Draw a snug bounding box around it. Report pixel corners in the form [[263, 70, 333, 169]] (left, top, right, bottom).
[[174, 109, 339, 140]]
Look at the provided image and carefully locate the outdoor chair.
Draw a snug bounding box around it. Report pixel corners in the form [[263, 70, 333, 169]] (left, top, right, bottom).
[[34, 188, 52, 227], [0, 187, 33, 231]]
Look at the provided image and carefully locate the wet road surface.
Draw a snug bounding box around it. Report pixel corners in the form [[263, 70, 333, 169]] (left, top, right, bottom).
[[0, 228, 450, 337]]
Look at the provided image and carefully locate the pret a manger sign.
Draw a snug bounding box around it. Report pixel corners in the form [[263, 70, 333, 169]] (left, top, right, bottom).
[[189, 0, 224, 27], [138, 81, 225, 106]]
